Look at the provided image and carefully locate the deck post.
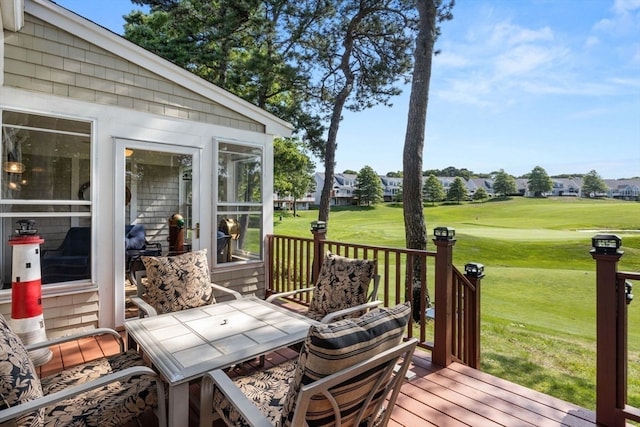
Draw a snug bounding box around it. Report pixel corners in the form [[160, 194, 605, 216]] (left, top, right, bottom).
[[432, 228, 456, 367], [464, 263, 484, 369], [590, 235, 623, 427]]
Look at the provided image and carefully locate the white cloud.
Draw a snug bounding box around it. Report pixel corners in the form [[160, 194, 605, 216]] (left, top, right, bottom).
[[613, 0, 640, 15], [594, 0, 640, 35], [488, 23, 554, 47], [494, 45, 566, 78], [433, 2, 639, 113], [584, 36, 600, 48]]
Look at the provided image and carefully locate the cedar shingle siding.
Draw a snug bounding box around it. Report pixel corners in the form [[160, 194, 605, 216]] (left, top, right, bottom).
[[3, 14, 264, 133]]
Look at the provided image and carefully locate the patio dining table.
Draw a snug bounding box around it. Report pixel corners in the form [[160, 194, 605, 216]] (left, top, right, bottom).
[[125, 296, 320, 427]]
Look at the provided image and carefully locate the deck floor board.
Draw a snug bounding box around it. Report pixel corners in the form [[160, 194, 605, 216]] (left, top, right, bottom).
[[31, 331, 598, 427]]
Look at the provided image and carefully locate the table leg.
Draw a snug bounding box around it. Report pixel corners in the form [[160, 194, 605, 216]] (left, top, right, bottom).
[[168, 382, 190, 427]]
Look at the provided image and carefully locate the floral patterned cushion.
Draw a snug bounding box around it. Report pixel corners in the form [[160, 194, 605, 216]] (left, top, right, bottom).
[[308, 252, 376, 321], [280, 302, 411, 427], [39, 350, 159, 426], [0, 313, 44, 426], [212, 360, 298, 427], [141, 249, 214, 314]]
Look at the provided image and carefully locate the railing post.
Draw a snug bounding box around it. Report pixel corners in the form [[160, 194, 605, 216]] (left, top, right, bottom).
[[464, 262, 484, 369], [590, 234, 623, 427], [311, 221, 327, 284], [432, 227, 456, 367]]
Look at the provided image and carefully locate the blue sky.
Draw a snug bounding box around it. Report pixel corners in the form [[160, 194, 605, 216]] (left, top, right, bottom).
[[54, 0, 640, 179]]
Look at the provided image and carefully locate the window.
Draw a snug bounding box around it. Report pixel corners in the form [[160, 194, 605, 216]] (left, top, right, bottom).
[[217, 141, 263, 263], [1, 110, 92, 290]]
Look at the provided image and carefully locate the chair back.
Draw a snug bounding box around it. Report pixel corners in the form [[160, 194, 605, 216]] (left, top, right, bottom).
[[290, 338, 417, 427], [308, 252, 376, 320], [125, 224, 147, 250], [140, 249, 214, 314], [59, 227, 91, 256]]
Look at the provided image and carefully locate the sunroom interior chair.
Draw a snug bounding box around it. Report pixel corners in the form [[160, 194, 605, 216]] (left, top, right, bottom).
[[200, 302, 416, 427], [125, 223, 162, 284], [266, 252, 382, 323], [130, 248, 241, 317], [40, 226, 91, 284], [217, 230, 232, 263], [0, 313, 166, 427]]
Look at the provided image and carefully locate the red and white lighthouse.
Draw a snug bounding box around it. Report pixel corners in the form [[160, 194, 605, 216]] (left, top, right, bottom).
[[9, 219, 52, 366]]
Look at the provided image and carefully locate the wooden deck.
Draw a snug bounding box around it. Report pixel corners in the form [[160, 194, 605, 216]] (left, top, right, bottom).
[[34, 331, 598, 427]]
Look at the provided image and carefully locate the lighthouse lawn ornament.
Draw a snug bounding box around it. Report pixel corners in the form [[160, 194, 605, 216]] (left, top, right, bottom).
[[9, 219, 52, 366]]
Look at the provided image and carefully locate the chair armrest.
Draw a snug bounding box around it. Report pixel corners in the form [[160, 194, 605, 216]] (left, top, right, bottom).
[[200, 369, 272, 427], [130, 296, 158, 317], [24, 328, 125, 353], [0, 366, 166, 425], [265, 286, 315, 302], [320, 300, 383, 324], [210, 283, 242, 300]]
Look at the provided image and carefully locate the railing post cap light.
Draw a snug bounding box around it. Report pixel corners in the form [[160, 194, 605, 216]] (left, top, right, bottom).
[[591, 234, 621, 255], [433, 226, 455, 241], [310, 220, 327, 232], [464, 262, 485, 277]]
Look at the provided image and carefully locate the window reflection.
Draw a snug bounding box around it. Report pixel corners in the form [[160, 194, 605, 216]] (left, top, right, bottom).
[[1, 110, 92, 289], [217, 142, 263, 262]]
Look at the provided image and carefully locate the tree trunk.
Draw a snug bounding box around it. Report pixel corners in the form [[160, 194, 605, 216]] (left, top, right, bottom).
[[318, 19, 358, 223], [403, 0, 437, 318]]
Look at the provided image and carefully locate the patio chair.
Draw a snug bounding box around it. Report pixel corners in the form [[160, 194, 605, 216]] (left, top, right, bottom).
[[0, 313, 167, 427], [266, 252, 382, 323], [200, 302, 416, 427], [131, 248, 241, 317]]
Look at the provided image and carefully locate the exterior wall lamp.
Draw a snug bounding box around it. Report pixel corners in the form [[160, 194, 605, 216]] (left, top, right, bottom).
[[591, 234, 622, 255], [433, 226, 455, 241]]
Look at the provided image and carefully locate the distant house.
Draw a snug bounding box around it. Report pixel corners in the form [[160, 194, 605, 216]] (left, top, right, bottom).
[[467, 178, 495, 197], [550, 178, 583, 197], [274, 191, 315, 211], [314, 172, 358, 206], [313, 171, 640, 205], [1, 0, 292, 335], [380, 176, 402, 202], [605, 179, 640, 201]]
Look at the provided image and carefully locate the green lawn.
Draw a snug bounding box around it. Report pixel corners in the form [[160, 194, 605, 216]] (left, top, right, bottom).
[[272, 197, 640, 410]]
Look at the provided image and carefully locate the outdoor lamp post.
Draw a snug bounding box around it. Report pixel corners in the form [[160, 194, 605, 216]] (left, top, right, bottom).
[[310, 221, 327, 283], [310, 220, 326, 233], [591, 234, 622, 255], [590, 233, 624, 426], [433, 226, 455, 241], [464, 262, 485, 278]]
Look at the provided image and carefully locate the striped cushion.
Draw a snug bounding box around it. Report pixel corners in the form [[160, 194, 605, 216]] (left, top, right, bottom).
[[280, 302, 411, 427], [308, 252, 376, 320], [141, 249, 214, 314]]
